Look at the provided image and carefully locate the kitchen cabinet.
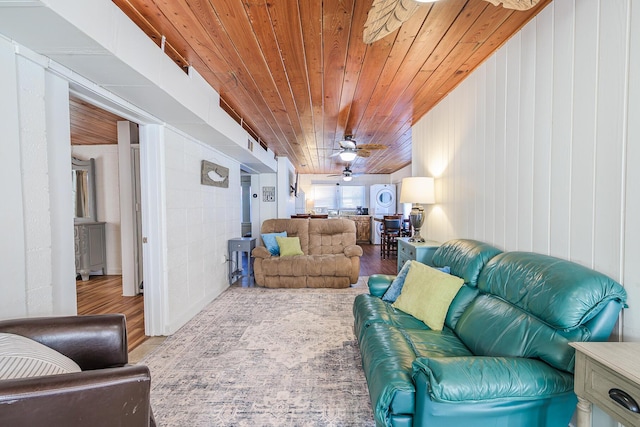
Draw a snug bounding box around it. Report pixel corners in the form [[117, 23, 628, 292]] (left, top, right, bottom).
[[348, 215, 372, 244]]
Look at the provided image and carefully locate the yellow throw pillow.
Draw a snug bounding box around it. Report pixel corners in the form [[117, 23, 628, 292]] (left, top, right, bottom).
[[392, 262, 464, 331], [275, 236, 304, 257]]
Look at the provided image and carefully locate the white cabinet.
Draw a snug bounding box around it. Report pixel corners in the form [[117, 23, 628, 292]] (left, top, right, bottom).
[[74, 222, 106, 281]]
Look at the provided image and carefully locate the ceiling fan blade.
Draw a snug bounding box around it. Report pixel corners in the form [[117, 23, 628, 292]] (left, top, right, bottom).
[[357, 143, 387, 150], [330, 151, 343, 157], [363, 0, 420, 44], [358, 150, 372, 158], [484, 0, 542, 10]]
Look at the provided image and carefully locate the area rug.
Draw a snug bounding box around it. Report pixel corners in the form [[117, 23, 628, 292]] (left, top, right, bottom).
[[140, 278, 375, 426]]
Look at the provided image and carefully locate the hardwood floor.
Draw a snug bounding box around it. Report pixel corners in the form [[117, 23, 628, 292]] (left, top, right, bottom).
[[76, 275, 146, 352], [359, 243, 398, 276], [77, 244, 395, 353]]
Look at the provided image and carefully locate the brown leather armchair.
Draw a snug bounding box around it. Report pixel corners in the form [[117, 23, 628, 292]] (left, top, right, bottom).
[[0, 314, 155, 427]]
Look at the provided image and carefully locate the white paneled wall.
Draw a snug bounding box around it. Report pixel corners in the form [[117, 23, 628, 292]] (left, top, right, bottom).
[[0, 39, 76, 319], [163, 128, 241, 333], [16, 55, 54, 315], [413, 0, 639, 346]]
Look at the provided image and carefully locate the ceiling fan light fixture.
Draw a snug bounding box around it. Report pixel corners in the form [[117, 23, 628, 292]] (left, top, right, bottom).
[[339, 149, 357, 162], [342, 175, 353, 182]]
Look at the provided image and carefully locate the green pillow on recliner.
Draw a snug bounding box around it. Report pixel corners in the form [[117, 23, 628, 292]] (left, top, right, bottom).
[[276, 236, 304, 257], [392, 262, 464, 331]]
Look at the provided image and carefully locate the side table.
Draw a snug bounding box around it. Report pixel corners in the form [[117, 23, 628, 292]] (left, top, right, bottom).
[[228, 237, 256, 285], [397, 238, 440, 272], [571, 342, 640, 427]]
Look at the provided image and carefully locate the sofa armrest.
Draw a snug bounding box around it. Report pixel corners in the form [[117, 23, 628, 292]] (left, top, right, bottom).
[[0, 365, 151, 427], [252, 246, 272, 258], [412, 356, 574, 403], [344, 244, 363, 257], [367, 274, 396, 297], [0, 314, 127, 370]]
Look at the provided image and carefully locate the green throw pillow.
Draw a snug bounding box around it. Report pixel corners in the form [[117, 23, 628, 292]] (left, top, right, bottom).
[[392, 262, 464, 331], [276, 236, 304, 257]]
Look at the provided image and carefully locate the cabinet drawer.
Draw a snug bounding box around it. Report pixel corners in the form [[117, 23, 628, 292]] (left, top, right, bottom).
[[584, 358, 640, 426], [398, 254, 411, 269], [398, 244, 415, 258]]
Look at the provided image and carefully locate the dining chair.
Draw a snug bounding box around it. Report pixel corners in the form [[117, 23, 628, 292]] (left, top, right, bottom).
[[382, 217, 402, 259]]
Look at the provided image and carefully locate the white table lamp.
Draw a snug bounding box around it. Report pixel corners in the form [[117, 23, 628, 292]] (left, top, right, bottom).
[[399, 177, 435, 242]]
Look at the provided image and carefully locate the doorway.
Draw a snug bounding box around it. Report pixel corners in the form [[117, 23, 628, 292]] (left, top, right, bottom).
[[70, 96, 146, 349]]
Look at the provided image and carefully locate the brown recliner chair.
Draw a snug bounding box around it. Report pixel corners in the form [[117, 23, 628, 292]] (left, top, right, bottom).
[[0, 314, 155, 427]]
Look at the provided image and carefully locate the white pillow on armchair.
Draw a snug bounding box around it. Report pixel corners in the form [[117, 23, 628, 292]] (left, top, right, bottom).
[[0, 332, 81, 379]]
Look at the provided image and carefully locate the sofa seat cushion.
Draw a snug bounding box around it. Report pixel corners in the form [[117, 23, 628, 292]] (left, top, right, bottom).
[[402, 328, 472, 359], [353, 294, 429, 342], [359, 322, 472, 425], [260, 253, 353, 277], [412, 356, 574, 403]]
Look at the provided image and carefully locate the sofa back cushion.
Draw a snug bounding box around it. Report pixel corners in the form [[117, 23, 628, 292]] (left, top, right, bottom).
[[455, 252, 627, 372], [432, 239, 502, 287], [478, 252, 627, 329], [261, 219, 310, 254], [308, 219, 356, 255]]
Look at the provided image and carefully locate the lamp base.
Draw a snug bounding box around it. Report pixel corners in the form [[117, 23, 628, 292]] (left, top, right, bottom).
[[409, 234, 425, 243], [408, 204, 425, 243]]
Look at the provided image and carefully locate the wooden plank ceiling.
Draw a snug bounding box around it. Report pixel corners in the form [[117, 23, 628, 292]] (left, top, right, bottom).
[[70, 96, 125, 145], [107, 0, 550, 174]]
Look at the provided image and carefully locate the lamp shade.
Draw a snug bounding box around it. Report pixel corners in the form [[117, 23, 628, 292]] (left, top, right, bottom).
[[400, 177, 435, 204]]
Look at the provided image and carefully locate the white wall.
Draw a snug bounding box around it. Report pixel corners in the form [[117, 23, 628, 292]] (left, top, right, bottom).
[[71, 145, 122, 275], [413, 0, 638, 336], [391, 164, 412, 216], [162, 128, 241, 334], [0, 38, 76, 318], [413, 3, 637, 423]]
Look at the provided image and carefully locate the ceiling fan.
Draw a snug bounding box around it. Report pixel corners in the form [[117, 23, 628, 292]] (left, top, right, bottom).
[[331, 136, 388, 162], [328, 165, 362, 182], [363, 0, 542, 44]]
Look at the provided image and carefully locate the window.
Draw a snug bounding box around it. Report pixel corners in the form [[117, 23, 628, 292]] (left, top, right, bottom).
[[313, 185, 338, 209], [312, 185, 365, 210], [340, 186, 365, 208]]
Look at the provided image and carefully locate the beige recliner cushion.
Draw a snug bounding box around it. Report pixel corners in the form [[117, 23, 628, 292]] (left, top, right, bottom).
[[308, 218, 357, 255]]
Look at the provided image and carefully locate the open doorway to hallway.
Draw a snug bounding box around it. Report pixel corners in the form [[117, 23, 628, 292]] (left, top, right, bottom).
[[70, 95, 146, 350]]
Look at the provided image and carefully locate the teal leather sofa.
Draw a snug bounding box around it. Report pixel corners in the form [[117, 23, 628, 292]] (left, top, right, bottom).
[[353, 239, 627, 427]]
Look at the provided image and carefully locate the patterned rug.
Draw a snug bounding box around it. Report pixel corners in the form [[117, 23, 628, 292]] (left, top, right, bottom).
[[140, 278, 375, 426]]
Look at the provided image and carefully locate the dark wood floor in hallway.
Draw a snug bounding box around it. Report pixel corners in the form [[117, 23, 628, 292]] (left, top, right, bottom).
[[76, 275, 146, 353], [76, 243, 397, 352]]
